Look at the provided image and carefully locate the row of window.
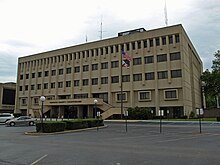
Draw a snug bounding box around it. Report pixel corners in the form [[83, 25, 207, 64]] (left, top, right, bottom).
[[19, 34, 180, 69], [20, 52, 181, 80], [20, 89, 178, 106], [19, 69, 182, 91]]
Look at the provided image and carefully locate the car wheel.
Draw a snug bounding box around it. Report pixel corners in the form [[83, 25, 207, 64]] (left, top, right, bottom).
[[29, 121, 34, 126], [10, 122, 15, 126]]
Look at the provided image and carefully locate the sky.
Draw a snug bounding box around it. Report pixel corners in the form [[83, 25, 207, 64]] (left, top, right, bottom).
[[0, 0, 219, 83]]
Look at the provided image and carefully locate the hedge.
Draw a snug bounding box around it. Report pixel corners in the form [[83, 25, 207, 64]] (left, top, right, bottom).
[[36, 121, 66, 133]]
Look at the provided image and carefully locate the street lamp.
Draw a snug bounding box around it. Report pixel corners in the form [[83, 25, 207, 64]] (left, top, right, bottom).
[[94, 99, 98, 118], [124, 110, 128, 132], [40, 96, 46, 132]]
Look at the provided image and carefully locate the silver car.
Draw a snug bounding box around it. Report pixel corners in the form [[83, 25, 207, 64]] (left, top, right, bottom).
[[0, 113, 14, 123], [6, 116, 36, 126]]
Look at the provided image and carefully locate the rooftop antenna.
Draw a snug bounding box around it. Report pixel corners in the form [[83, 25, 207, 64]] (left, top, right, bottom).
[[99, 15, 106, 40], [164, 0, 168, 26], [85, 34, 88, 43]]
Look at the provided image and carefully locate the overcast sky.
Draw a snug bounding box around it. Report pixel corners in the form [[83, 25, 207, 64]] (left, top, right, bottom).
[[0, 0, 219, 83]]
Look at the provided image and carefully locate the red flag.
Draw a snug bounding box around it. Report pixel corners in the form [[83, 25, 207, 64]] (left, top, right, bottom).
[[122, 51, 132, 61]]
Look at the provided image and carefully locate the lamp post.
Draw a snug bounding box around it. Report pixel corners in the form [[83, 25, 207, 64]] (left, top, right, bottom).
[[94, 99, 98, 119], [159, 110, 164, 133], [40, 96, 46, 132], [124, 110, 128, 132]]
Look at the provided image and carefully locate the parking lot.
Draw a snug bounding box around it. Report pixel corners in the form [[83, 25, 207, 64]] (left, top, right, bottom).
[[0, 121, 220, 165]]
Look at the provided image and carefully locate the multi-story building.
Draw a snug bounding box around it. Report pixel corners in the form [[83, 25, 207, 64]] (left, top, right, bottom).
[[0, 82, 16, 113], [15, 24, 203, 119]]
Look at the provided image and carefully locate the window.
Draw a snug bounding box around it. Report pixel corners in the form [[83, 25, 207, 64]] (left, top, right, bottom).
[[133, 74, 142, 81], [149, 39, 153, 47], [138, 91, 151, 101], [83, 79, 89, 86], [32, 73, 35, 78], [92, 64, 98, 70], [101, 77, 108, 84], [101, 62, 108, 69], [144, 40, 147, 48], [132, 42, 135, 50], [122, 75, 130, 82], [111, 76, 119, 83], [44, 83, 48, 89], [20, 75, 23, 80], [116, 92, 127, 102], [157, 71, 168, 79], [126, 43, 130, 51], [66, 68, 71, 74], [92, 78, 98, 85], [115, 45, 119, 52], [133, 57, 142, 65], [169, 35, 173, 44], [155, 37, 160, 46], [51, 82, 55, 89], [25, 85, 28, 90], [110, 46, 114, 53], [165, 89, 178, 99], [145, 72, 154, 80], [34, 98, 38, 104], [83, 65, 89, 72], [22, 98, 27, 105], [74, 80, 80, 86], [58, 69, 63, 75], [19, 86, 22, 91], [157, 54, 167, 62], [58, 82, 63, 88], [175, 34, 180, 43], [170, 52, 181, 61], [37, 84, 41, 90], [26, 74, 29, 79], [66, 81, 71, 87], [31, 85, 35, 90], [144, 56, 154, 64], [44, 71, 49, 77], [137, 41, 141, 49], [162, 36, 166, 45], [111, 61, 119, 68], [38, 72, 42, 77], [74, 66, 80, 73], [52, 70, 56, 76], [171, 69, 182, 78]]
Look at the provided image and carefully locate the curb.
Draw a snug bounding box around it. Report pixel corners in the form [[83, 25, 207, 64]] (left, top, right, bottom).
[[25, 125, 108, 136]]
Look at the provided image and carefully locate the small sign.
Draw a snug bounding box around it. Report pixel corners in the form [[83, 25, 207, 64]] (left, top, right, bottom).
[[97, 111, 101, 117], [159, 110, 164, 116], [196, 108, 204, 115], [124, 110, 128, 117]]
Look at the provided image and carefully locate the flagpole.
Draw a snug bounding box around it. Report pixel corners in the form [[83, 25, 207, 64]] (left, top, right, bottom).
[[120, 48, 123, 119]]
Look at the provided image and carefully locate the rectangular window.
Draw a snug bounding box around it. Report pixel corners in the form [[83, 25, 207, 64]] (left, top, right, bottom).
[[137, 41, 141, 49], [38, 72, 42, 77], [44, 71, 49, 77], [22, 98, 27, 105], [101, 77, 108, 84], [122, 75, 130, 82], [92, 64, 98, 70], [110, 46, 114, 53], [158, 71, 168, 79], [83, 65, 89, 72], [32, 73, 35, 78], [83, 79, 89, 86], [74, 80, 80, 86], [66, 81, 71, 87], [66, 68, 71, 74], [31, 85, 35, 90], [133, 57, 142, 65], [34, 98, 38, 104], [144, 56, 154, 64], [157, 54, 167, 62], [20, 75, 23, 80], [101, 62, 108, 69], [111, 61, 119, 68], [58, 69, 63, 75], [111, 76, 119, 83], [175, 34, 180, 43], [51, 82, 55, 89], [155, 37, 160, 46], [92, 78, 98, 85], [126, 43, 130, 51], [26, 74, 29, 79], [116, 92, 127, 102], [170, 52, 181, 61], [132, 42, 135, 50], [25, 85, 28, 91], [145, 72, 154, 80], [115, 45, 119, 52], [144, 40, 147, 48], [58, 82, 63, 88], [149, 39, 153, 47], [164, 89, 178, 99], [74, 66, 80, 73], [138, 91, 151, 101], [162, 36, 166, 45], [19, 86, 22, 91], [169, 35, 173, 44], [52, 70, 56, 76], [133, 74, 142, 81], [44, 83, 48, 89], [171, 69, 182, 78], [37, 84, 41, 90]]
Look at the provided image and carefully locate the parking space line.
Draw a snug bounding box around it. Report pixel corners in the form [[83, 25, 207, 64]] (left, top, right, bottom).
[[30, 154, 48, 165]]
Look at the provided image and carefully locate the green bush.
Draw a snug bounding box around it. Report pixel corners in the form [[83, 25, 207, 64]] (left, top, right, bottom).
[[36, 122, 66, 133], [217, 117, 220, 122], [127, 107, 153, 120]]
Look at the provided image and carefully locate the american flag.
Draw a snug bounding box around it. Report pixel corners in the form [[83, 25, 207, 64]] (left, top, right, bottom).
[[122, 51, 132, 61]]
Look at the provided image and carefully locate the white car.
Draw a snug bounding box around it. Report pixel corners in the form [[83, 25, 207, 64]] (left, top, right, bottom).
[[6, 116, 36, 126], [0, 113, 14, 123]]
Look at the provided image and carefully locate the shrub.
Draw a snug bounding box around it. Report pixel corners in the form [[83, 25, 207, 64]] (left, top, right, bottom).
[[127, 107, 153, 120], [36, 121, 66, 133], [217, 117, 220, 122]]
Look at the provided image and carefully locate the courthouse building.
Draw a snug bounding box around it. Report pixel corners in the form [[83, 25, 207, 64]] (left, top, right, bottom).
[[15, 24, 203, 119]]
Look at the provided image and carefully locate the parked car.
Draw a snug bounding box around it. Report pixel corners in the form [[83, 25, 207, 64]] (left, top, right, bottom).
[[5, 116, 36, 126], [0, 113, 14, 123]]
